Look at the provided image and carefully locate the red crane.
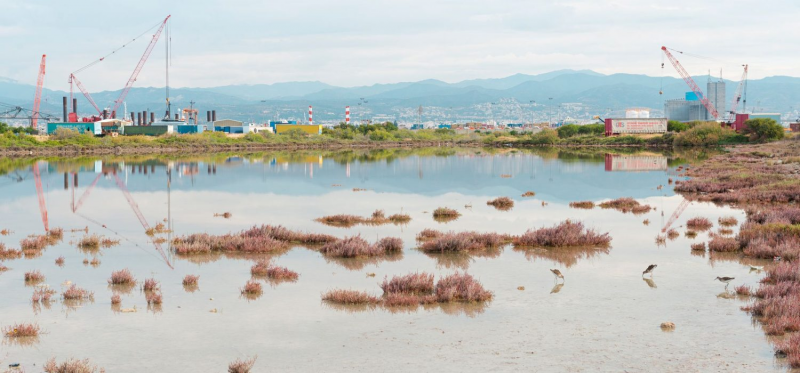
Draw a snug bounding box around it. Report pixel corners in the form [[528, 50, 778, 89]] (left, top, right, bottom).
[[661, 46, 719, 120], [32, 54, 46, 129], [726, 65, 748, 122], [69, 74, 102, 115], [112, 15, 170, 117], [32, 161, 49, 232]]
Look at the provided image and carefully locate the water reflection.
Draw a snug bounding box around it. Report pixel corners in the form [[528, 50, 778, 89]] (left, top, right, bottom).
[[515, 246, 610, 268], [642, 278, 658, 289]]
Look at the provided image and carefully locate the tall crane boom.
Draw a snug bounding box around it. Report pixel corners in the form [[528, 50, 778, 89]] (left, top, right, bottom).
[[32, 161, 49, 232], [112, 173, 173, 269], [69, 74, 102, 115], [727, 65, 748, 122], [32, 54, 46, 130], [112, 15, 170, 115], [661, 46, 719, 120]]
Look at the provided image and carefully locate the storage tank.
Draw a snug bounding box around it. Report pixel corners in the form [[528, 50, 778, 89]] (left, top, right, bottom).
[[604, 118, 667, 136]]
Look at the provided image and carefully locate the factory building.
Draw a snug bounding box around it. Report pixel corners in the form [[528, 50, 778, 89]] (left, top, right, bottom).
[[665, 80, 726, 122]]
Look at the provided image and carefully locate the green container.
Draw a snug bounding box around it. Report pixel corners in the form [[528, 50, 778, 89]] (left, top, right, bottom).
[[47, 122, 101, 135], [122, 125, 172, 136]]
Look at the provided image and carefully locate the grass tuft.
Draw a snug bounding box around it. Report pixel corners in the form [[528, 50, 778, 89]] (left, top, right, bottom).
[[686, 217, 713, 231], [44, 357, 104, 373], [569, 201, 595, 209], [228, 356, 257, 373], [487, 197, 514, 211], [3, 322, 40, 337], [514, 220, 611, 247], [108, 269, 136, 285]]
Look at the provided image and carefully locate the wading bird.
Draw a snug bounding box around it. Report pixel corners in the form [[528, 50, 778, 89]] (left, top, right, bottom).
[[642, 264, 657, 277], [715, 276, 735, 288], [550, 269, 564, 283], [749, 265, 764, 272]]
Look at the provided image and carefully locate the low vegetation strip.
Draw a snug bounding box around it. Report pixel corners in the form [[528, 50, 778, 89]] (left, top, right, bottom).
[[598, 197, 652, 215], [514, 220, 611, 248], [319, 235, 403, 258], [315, 210, 411, 227], [172, 225, 338, 255]]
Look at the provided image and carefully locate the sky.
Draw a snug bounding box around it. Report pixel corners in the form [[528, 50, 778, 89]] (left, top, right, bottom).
[[1, 0, 798, 91]]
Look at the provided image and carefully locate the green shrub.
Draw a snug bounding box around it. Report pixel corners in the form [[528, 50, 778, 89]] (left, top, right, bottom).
[[743, 118, 785, 142], [673, 122, 743, 147], [526, 129, 559, 145], [667, 120, 688, 132], [557, 124, 579, 138]]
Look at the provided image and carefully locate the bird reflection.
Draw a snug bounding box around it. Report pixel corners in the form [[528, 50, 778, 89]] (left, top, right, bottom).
[[550, 283, 564, 294], [642, 277, 657, 289]]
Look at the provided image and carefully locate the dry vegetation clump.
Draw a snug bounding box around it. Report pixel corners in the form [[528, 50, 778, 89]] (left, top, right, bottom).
[[569, 201, 595, 209], [215, 212, 233, 219], [0, 243, 22, 259], [32, 288, 56, 304], [719, 228, 734, 236], [172, 225, 338, 256], [228, 356, 257, 373], [0, 229, 10, 235], [655, 235, 667, 245], [380, 272, 434, 295], [20, 235, 49, 251], [0, 264, 9, 272], [62, 284, 93, 300], [416, 229, 442, 241], [145, 291, 163, 305], [47, 227, 64, 243], [145, 222, 171, 236], [419, 232, 507, 253], [487, 197, 514, 211], [322, 289, 380, 305], [55, 256, 65, 266], [241, 280, 262, 296], [719, 216, 739, 227], [708, 236, 740, 253], [434, 273, 493, 303], [316, 210, 411, 227], [685, 230, 698, 238], [111, 294, 121, 305], [266, 264, 299, 282], [432, 207, 461, 222], [690, 243, 706, 251], [250, 259, 270, 277], [643, 219, 650, 225], [686, 217, 713, 231], [182, 275, 199, 286], [514, 220, 611, 248], [100, 238, 120, 248], [24, 270, 45, 283], [77, 234, 101, 250], [598, 197, 652, 214], [3, 322, 40, 337], [108, 269, 136, 285], [320, 235, 403, 258], [90, 257, 101, 267], [522, 191, 536, 197], [142, 278, 160, 292], [43, 357, 105, 373], [735, 285, 751, 296], [666, 229, 680, 240]]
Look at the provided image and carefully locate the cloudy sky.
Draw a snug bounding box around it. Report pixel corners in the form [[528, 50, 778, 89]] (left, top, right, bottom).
[[2, 0, 798, 91]]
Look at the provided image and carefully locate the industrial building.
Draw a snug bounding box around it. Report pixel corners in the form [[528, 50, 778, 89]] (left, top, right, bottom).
[[275, 124, 322, 135], [664, 80, 726, 122]]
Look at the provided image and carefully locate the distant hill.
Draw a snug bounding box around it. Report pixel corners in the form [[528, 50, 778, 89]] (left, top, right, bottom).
[[2, 70, 799, 122]]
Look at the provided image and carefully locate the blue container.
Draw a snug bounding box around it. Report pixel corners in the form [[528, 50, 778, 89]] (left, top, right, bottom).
[[47, 122, 101, 135], [685, 92, 699, 101], [438, 124, 451, 129], [176, 125, 205, 134]]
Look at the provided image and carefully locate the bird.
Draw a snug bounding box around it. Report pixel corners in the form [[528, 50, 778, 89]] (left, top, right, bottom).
[[715, 276, 735, 288], [642, 264, 657, 277], [550, 269, 564, 282], [749, 265, 764, 272]]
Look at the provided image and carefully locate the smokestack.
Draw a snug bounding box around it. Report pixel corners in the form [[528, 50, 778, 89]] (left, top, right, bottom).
[[346, 106, 350, 124], [72, 98, 77, 114], [73, 173, 78, 188], [63, 173, 68, 190], [102, 109, 108, 119], [62, 97, 68, 122], [212, 110, 216, 122], [130, 112, 135, 123], [143, 111, 148, 125], [175, 113, 179, 120], [207, 111, 211, 123], [308, 105, 313, 125], [137, 112, 142, 126], [150, 112, 155, 124]]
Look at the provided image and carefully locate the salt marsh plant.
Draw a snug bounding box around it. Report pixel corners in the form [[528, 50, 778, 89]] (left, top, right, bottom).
[[667, 229, 680, 240], [183, 274, 200, 288], [145, 291, 163, 305], [321, 289, 380, 305], [228, 356, 257, 373], [522, 191, 536, 197], [173, 225, 338, 256], [598, 198, 652, 214], [142, 278, 160, 292], [434, 273, 493, 303], [686, 217, 713, 231], [77, 234, 101, 250], [24, 270, 45, 284], [3, 322, 40, 338], [432, 207, 461, 222], [690, 243, 706, 251], [487, 197, 514, 211], [55, 256, 65, 266], [708, 237, 739, 252], [316, 210, 412, 228], [62, 285, 93, 301], [569, 201, 595, 209], [719, 216, 739, 227], [320, 235, 403, 258], [44, 358, 104, 373], [20, 235, 49, 251], [241, 280, 262, 296], [514, 220, 611, 248], [0, 243, 21, 259], [380, 272, 434, 295], [111, 294, 121, 305], [419, 232, 506, 253], [108, 269, 136, 286]]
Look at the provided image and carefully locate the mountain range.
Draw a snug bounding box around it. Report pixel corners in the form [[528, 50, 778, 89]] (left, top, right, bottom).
[[2, 69, 799, 123]]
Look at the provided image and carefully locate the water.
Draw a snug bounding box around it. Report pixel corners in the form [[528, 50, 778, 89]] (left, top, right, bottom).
[[0, 148, 780, 372]]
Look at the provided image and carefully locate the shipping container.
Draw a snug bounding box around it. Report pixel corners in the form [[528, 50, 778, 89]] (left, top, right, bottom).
[[790, 123, 800, 133], [275, 124, 322, 135], [122, 125, 173, 136], [604, 154, 668, 172], [47, 122, 102, 135], [604, 118, 667, 136], [733, 113, 750, 132]]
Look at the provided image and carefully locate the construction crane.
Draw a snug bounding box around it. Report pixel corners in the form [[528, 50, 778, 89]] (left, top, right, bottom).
[[662, 199, 690, 233], [0, 102, 59, 124], [68, 16, 171, 119], [32, 54, 46, 130], [726, 65, 748, 122], [661, 46, 719, 120], [32, 161, 49, 232]]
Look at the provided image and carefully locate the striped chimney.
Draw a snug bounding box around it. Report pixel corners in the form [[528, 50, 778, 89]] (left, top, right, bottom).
[[345, 106, 350, 124], [308, 105, 313, 125]]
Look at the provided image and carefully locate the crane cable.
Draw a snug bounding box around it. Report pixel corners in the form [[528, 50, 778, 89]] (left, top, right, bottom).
[[72, 19, 164, 75]]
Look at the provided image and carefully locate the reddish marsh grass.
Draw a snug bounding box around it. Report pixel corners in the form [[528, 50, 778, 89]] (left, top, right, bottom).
[[690, 243, 706, 251], [145, 291, 163, 305], [320, 235, 402, 258], [3, 322, 40, 337], [380, 272, 434, 294], [686, 217, 713, 231], [24, 270, 45, 283], [0, 243, 22, 259], [598, 197, 652, 214], [250, 259, 270, 277], [90, 257, 101, 267], [685, 230, 698, 238], [522, 191, 536, 197], [215, 212, 233, 219], [569, 201, 595, 209], [719, 216, 739, 227], [266, 265, 299, 282], [514, 220, 611, 248], [655, 235, 666, 245], [416, 229, 442, 241], [20, 235, 49, 251], [47, 227, 64, 242], [708, 237, 739, 252], [487, 197, 514, 211], [241, 280, 262, 295], [435, 273, 493, 303], [419, 232, 506, 253], [32, 288, 56, 303], [173, 225, 337, 255], [735, 285, 751, 296], [142, 278, 160, 292], [0, 265, 8, 272], [62, 285, 93, 300], [77, 234, 101, 250], [719, 228, 734, 236], [55, 256, 65, 266], [182, 274, 200, 286], [375, 237, 403, 252], [108, 269, 136, 285], [111, 294, 121, 304], [666, 229, 680, 240], [228, 356, 257, 373], [432, 207, 461, 222], [100, 238, 120, 248], [316, 210, 412, 227], [321, 289, 380, 305], [44, 357, 105, 373]]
